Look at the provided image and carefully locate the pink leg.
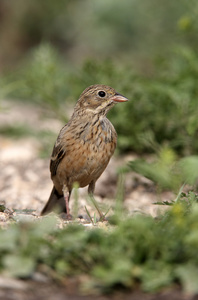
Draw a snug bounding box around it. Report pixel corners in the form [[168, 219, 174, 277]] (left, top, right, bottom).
[[62, 185, 72, 219]]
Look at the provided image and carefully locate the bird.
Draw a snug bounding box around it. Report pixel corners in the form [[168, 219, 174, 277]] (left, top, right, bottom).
[[41, 84, 128, 218]]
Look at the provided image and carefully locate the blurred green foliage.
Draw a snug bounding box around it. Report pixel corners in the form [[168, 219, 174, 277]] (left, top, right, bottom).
[[3, 44, 198, 156], [1, 0, 198, 155], [1, 196, 198, 294], [129, 146, 198, 193], [0, 0, 197, 69], [14, 44, 71, 120]]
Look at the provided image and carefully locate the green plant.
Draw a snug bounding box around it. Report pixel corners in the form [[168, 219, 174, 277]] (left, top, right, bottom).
[[5, 44, 72, 120], [2, 45, 198, 155], [1, 194, 198, 294], [129, 145, 198, 194]]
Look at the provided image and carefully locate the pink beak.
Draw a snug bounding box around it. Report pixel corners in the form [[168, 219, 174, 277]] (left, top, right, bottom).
[[110, 93, 129, 103]]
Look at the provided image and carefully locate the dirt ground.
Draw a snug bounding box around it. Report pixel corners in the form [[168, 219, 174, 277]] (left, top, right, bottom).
[[0, 279, 198, 300], [0, 100, 183, 299]]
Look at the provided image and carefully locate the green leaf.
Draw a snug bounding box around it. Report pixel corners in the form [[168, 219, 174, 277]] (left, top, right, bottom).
[[4, 255, 35, 277], [142, 263, 173, 292], [176, 264, 198, 294], [179, 156, 198, 185]]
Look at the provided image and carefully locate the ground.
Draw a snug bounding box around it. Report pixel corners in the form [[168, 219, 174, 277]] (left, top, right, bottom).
[[0, 279, 198, 300]]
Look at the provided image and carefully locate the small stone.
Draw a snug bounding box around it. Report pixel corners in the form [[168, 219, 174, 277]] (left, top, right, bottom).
[[0, 212, 9, 222], [0, 276, 27, 290], [13, 214, 37, 222]]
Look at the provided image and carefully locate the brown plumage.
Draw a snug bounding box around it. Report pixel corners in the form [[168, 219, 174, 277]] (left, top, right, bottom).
[[41, 84, 128, 217]]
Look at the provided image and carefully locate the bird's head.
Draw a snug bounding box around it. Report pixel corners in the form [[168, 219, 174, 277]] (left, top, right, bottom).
[[74, 84, 129, 117]]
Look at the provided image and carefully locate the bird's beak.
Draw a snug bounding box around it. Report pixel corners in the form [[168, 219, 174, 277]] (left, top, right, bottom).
[[110, 93, 129, 103]]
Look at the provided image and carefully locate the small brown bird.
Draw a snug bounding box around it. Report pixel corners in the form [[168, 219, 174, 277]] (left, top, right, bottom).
[[41, 84, 128, 217]]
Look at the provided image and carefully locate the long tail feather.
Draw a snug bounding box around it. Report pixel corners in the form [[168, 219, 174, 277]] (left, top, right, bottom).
[[41, 186, 66, 215]]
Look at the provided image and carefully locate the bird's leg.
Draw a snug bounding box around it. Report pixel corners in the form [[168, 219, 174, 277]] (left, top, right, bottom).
[[88, 180, 95, 195], [88, 181, 106, 221], [62, 184, 72, 220]]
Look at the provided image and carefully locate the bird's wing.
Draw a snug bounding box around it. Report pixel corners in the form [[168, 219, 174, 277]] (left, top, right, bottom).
[[50, 125, 67, 177], [50, 143, 66, 177]]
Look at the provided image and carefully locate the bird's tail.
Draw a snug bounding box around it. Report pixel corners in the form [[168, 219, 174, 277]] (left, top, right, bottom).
[[41, 186, 66, 215]]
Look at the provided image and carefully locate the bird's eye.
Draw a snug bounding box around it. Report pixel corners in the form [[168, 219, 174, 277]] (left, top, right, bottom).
[[98, 91, 106, 97]]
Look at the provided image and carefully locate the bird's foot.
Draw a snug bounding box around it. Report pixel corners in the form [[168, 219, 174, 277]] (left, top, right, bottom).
[[60, 213, 73, 220]]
